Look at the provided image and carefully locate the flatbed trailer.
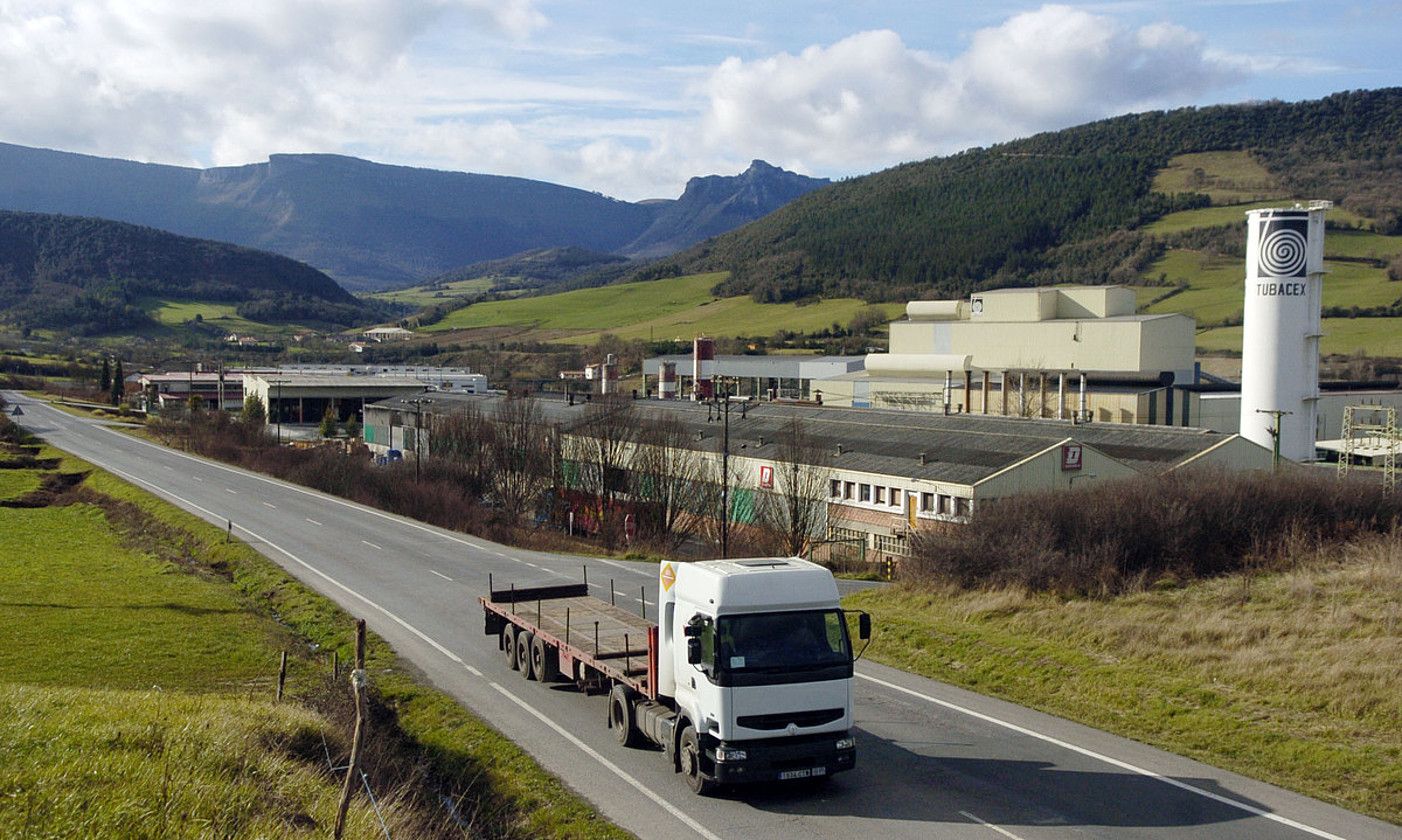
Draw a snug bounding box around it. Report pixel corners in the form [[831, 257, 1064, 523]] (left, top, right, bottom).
[[480, 580, 659, 698]]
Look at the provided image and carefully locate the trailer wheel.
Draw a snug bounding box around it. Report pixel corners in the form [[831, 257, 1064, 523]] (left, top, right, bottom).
[[516, 631, 535, 679], [609, 685, 641, 747], [679, 725, 715, 796], [531, 635, 559, 682], [502, 625, 519, 670]]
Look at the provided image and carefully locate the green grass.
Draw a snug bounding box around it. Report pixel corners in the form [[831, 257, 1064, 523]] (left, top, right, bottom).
[[0, 683, 390, 838], [1151, 151, 1284, 205], [424, 271, 903, 342], [0, 503, 284, 691], [1324, 229, 1402, 260], [845, 535, 1402, 823], [366, 277, 496, 307], [0, 469, 42, 500], [136, 297, 317, 337], [1197, 317, 1402, 356], [1144, 202, 1372, 236]]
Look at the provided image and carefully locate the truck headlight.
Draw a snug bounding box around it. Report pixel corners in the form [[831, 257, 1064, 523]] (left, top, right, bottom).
[[715, 746, 747, 763], [835, 736, 856, 751]]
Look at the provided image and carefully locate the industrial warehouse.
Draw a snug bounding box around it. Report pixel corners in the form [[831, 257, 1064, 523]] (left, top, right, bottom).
[[363, 392, 1273, 559]]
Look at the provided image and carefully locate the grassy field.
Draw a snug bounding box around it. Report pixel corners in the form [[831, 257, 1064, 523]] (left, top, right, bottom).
[[1197, 317, 1402, 356], [425, 271, 903, 342], [845, 532, 1402, 823], [366, 277, 496, 307], [0, 468, 41, 499], [1144, 202, 1372, 236], [1150, 151, 1283, 205], [1142, 250, 1402, 328], [0, 414, 630, 839], [136, 297, 319, 338]]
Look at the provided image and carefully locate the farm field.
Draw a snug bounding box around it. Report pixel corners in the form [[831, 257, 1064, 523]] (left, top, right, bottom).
[[424, 271, 903, 342], [365, 276, 495, 306], [1149, 151, 1283, 205], [1196, 317, 1402, 356], [1144, 201, 1372, 236]]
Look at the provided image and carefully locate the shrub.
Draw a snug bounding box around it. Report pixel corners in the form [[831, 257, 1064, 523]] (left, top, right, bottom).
[[909, 468, 1402, 596]]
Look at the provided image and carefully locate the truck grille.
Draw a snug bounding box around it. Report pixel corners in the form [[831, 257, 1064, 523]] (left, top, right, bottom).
[[736, 708, 843, 731]]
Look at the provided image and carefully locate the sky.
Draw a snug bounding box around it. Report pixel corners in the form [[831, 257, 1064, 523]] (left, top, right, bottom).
[[0, 1, 1398, 201]]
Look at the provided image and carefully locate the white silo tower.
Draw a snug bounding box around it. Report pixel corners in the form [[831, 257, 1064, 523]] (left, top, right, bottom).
[[1239, 203, 1329, 462]]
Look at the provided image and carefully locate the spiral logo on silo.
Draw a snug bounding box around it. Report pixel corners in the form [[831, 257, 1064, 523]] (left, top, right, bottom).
[[1256, 218, 1310, 278]]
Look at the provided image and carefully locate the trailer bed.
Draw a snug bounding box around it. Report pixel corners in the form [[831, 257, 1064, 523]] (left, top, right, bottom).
[[481, 582, 657, 697]]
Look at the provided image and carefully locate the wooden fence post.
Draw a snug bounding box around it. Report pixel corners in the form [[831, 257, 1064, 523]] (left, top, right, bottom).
[[276, 650, 287, 701], [333, 619, 367, 840]]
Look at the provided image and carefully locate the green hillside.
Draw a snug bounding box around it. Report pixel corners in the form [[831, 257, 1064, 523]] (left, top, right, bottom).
[[634, 88, 1402, 306], [0, 209, 373, 335], [425, 271, 902, 344]]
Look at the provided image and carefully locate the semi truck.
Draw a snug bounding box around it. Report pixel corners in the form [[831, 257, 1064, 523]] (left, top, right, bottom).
[[480, 557, 870, 794]]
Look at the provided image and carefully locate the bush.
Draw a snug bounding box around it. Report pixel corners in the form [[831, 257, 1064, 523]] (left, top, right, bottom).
[[909, 468, 1402, 596]]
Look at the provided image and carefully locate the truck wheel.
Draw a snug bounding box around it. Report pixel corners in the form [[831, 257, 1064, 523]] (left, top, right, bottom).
[[531, 635, 559, 682], [609, 685, 641, 747], [516, 631, 536, 679], [502, 625, 519, 671], [679, 725, 715, 796]]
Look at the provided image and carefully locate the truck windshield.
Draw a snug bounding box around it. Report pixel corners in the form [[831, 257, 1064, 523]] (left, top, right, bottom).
[[716, 610, 851, 673]]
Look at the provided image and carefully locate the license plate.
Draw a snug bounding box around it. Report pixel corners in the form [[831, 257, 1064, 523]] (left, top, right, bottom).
[[779, 766, 826, 780]]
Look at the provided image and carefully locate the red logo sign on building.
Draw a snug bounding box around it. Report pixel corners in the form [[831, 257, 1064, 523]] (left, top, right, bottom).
[[1061, 443, 1083, 471], [758, 465, 775, 489]]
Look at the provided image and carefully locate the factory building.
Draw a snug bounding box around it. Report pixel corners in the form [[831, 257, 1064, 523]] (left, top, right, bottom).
[[362, 393, 1272, 558], [639, 350, 865, 402], [242, 367, 488, 428]]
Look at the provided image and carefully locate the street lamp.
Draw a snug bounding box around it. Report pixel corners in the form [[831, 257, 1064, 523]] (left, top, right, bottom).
[[405, 395, 428, 482], [709, 376, 737, 558]]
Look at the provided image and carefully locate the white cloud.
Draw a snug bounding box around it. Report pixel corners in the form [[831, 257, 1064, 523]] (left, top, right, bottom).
[[697, 5, 1246, 174]]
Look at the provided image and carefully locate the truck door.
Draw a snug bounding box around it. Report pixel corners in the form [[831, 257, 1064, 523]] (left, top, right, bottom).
[[676, 612, 726, 737]]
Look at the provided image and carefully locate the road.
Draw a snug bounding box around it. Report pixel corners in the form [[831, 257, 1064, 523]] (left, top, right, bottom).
[[8, 392, 1396, 840]]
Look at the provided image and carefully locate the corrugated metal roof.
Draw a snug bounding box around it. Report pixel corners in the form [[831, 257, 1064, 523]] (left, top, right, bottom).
[[369, 393, 1235, 485]]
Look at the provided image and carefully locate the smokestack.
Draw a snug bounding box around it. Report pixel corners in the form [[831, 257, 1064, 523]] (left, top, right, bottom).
[[943, 371, 952, 415], [659, 361, 678, 400], [1057, 373, 1066, 421], [1078, 373, 1088, 423], [1240, 204, 1328, 461], [693, 337, 715, 401]]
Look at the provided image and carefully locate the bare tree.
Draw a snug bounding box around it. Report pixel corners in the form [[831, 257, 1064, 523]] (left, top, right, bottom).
[[562, 398, 636, 541], [430, 402, 495, 496], [489, 396, 553, 522], [632, 413, 709, 550], [757, 416, 832, 556]]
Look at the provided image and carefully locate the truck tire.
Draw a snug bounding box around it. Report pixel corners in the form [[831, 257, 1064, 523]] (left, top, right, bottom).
[[609, 685, 641, 747], [502, 625, 519, 671], [531, 635, 559, 682], [516, 631, 536, 679], [678, 725, 716, 796]]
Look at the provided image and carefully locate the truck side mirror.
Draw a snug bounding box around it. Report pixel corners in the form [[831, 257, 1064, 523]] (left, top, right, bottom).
[[687, 637, 703, 665], [682, 623, 700, 638], [858, 613, 871, 640]]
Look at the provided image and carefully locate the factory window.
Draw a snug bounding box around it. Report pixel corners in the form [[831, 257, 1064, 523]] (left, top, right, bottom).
[[888, 487, 901, 508], [938, 495, 951, 515], [844, 481, 855, 500], [859, 484, 872, 503], [955, 498, 970, 517], [874, 487, 886, 505], [830, 479, 842, 498], [920, 492, 934, 512]]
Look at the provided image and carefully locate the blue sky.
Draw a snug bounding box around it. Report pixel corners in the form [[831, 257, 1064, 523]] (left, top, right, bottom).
[[1, 1, 1397, 200]]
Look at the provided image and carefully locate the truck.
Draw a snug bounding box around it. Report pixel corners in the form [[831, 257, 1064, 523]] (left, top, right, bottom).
[[480, 557, 870, 794]]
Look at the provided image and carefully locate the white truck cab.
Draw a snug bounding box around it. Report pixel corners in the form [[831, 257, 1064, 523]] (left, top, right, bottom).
[[657, 557, 865, 791]]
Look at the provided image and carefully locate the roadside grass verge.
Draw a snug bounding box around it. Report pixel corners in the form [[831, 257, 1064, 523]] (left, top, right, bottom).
[[0, 405, 630, 839], [0, 468, 42, 499], [845, 534, 1402, 823]]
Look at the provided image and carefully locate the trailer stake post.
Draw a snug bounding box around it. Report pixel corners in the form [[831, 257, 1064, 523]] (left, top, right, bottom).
[[510, 583, 516, 615], [610, 579, 615, 606], [594, 621, 599, 656], [625, 633, 631, 677], [640, 586, 646, 618], [566, 608, 571, 646]]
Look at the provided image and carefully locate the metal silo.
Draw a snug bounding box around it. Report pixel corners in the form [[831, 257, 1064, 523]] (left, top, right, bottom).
[[1239, 203, 1329, 462]]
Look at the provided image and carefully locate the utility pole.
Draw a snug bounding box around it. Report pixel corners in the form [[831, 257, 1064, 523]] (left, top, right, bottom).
[[1257, 408, 1292, 472], [275, 375, 283, 445], [711, 378, 734, 559], [409, 397, 425, 483]]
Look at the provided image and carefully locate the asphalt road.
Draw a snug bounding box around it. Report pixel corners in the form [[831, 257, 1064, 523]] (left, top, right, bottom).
[[9, 392, 1396, 840]]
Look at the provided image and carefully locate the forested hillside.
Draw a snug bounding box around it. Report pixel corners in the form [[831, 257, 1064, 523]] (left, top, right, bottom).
[[0, 210, 368, 334], [636, 88, 1402, 303]]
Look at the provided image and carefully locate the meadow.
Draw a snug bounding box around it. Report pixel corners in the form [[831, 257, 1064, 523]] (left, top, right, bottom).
[[424, 270, 903, 342], [366, 277, 496, 307]]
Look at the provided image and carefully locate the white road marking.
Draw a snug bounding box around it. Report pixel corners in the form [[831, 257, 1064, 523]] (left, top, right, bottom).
[[192, 476, 203, 482], [430, 570, 453, 582], [959, 811, 1027, 840], [464, 664, 483, 677], [362, 540, 383, 550], [306, 518, 322, 526], [859, 673, 1346, 840], [225, 488, 238, 494], [263, 502, 277, 509]]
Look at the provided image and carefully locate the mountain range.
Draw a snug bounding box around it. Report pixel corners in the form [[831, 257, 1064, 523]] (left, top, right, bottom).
[[0, 145, 828, 291]]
